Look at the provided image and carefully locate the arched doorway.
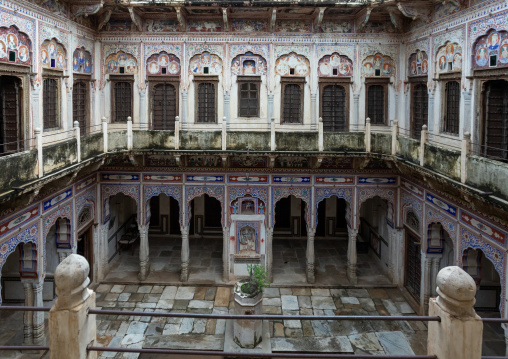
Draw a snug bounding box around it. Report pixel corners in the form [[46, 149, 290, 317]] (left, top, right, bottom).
[[188, 194, 223, 282], [0, 75, 22, 155], [272, 195, 308, 284], [482, 79, 508, 160], [77, 207, 94, 282]]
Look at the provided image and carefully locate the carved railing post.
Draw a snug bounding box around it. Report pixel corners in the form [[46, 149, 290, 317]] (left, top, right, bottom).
[[102, 117, 108, 153], [365, 118, 371, 153], [347, 228, 358, 285], [138, 225, 149, 281], [306, 227, 316, 284], [180, 226, 190, 282]]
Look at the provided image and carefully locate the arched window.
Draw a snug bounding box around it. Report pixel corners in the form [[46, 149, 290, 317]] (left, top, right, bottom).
[[43, 78, 59, 130], [412, 83, 428, 139], [321, 84, 347, 132], [78, 207, 92, 230], [482, 80, 508, 160], [367, 84, 386, 125], [113, 81, 132, 123], [406, 211, 420, 234], [282, 83, 302, 124], [443, 81, 460, 134], [197, 82, 216, 123]]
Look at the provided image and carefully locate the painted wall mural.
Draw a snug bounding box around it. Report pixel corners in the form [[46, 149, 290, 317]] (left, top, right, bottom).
[[276, 20, 311, 33], [146, 20, 179, 32], [275, 52, 310, 77], [146, 52, 180, 76], [104, 19, 135, 32], [361, 21, 397, 34], [473, 30, 508, 69], [231, 52, 267, 76], [362, 53, 395, 77], [318, 53, 353, 77], [436, 42, 462, 73], [408, 50, 428, 76], [41, 38, 66, 70], [188, 20, 222, 32], [105, 51, 138, 75], [318, 21, 353, 33], [231, 20, 267, 32], [189, 52, 222, 75], [72, 47, 92, 74], [0, 26, 31, 67]]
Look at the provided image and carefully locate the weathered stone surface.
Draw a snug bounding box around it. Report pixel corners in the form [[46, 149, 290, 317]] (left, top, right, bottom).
[[311, 296, 336, 310], [144, 334, 224, 350], [376, 331, 415, 355], [161, 286, 178, 300], [214, 287, 231, 307], [263, 297, 282, 306], [341, 297, 360, 305], [281, 295, 299, 310], [264, 288, 280, 298], [176, 286, 196, 300], [271, 336, 353, 353], [297, 295, 312, 308], [311, 288, 331, 297], [349, 333, 384, 352], [188, 300, 214, 309], [179, 318, 194, 334]]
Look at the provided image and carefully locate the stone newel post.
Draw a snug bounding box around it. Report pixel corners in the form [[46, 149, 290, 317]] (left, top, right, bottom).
[[427, 266, 482, 359], [49, 254, 96, 359]]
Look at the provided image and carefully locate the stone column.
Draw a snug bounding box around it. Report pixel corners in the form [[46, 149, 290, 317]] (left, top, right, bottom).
[[181, 90, 188, 130], [21, 279, 34, 345], [224, 93, 230, 129], [32, 87, 41, 130], [311, 93, 317, 130], [502, 323, 508, 356], [67, 88, 73, 133], [431, 257, 441, 297], [138, 225, 149, 281], [266, 227, 273, 282], [423, 255, 432, 312], [99, 224, 109, 280], [353, 93, 360, 132], [427, 266, 482, 359], [223, 226, 229, 282], [267, 93, 274, 128], [139, 88, 147, 129], [49, 254, 96, 359], [428, 93, 435, 133], [180, 226, 190, 282], [347, 228, 358, 285], [306, 228, 315, 284], [32, 279, 45, 345]]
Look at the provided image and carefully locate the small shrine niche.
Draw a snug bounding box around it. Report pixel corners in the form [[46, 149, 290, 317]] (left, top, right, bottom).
[[146, 52, 181, 76], [105, 51, 138, 74], [0, 26, 31, 66], [408, 50, 428, 76], [473, 29, 508, 69], [237, 224, 258, 254], [231, 52, 267, 76], [318, 53, 353, 77], [189, 52, 222, 75], [73, 47, 93, 74], [230, 195, 265, 215], [41, 38, 66, 70], [19, 242, 38, 279], [436, 42, 462, 73], [362, 52, 395, 77], [275, 52, 310, 76]]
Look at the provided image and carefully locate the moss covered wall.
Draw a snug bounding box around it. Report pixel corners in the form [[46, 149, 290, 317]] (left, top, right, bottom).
[[227, 131, 270, 151], [371, 133, 392, 154], [108, 131, 127, 152], [43, 139, 77, 175], [423, 143, 461, 181], [0, 150, 38, 192], [276, 132, 318, 151], [324, 132, 365, 151], [397, 136, 420, 164], [133, 130, 175, 150], [467, 155, 508, 200], [81, 133, 103, 161], [180, 131, 222, 150]]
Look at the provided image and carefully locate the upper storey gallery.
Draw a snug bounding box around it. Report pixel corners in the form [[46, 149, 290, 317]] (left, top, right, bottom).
[[0, 0, 507, 163]]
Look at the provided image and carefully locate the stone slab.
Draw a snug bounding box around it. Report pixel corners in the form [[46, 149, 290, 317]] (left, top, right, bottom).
[[349, 333, 384, 352], [224, 319, 271, 354], [341, 297, 360, 305], [311, 296, 336, 310], [214, 287, 231, 307], [376, 331, 415, 355], [175, 286, 196, 300], [263, 297, 282, 306], [271, 336, 353, 353], [144, 334, 224, 350], [281, 295, 299, 310], [188, 300, 214, 309], [161, 286, 178, 300]]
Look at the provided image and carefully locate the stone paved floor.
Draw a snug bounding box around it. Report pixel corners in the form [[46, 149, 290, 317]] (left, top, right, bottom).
[[106, 237, 391, 286], [0, 284, 505, 358]]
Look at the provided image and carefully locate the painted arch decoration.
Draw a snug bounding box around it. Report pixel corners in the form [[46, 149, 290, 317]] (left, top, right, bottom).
[[0, 26, 31, 66], [275, 52, 310, 77], [315, 187, 354, 228], [436, 41, 462, 74], [189, 52, 222, 75], [143, 185, 183, 226], [318, 53, 353, 77], [362, 53, 395, 77], [41, 38, 66, 70], [473, 29, 508, 69], [408, 50, 429, 76], [147, 52, 180, 76], [73, 47, 92, 74], [105, 51, 138, 75], [231, 52, 267, 76]]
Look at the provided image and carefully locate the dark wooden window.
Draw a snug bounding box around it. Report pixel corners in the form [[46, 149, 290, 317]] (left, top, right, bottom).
[[405, 232, 421, 302], [412, 83, 428, 139], [321, 84, 347, 132], [239, 82, 259, 117], [73, 81, 88, 134], [367, 84, 385, 125], [483, 80, 508, 160], [152, 83, 177, 130], [443, 81, 460, 134], [0, 76, 21, 155], [197, 82, 216, 123], [113, 81, 132, 123], [282, 83, 304, 124], [43, 78, 59, 130]]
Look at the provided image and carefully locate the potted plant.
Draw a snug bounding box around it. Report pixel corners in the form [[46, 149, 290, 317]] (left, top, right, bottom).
[[233, 264, 270, 349]]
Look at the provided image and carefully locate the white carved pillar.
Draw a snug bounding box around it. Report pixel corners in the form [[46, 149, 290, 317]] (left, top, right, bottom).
[[224, 92, 230, 129], [32, 279, 45, 345], [139, 88, 147, 129], [431, 257, 441, 297], [180, 226, 190, 282], [21, 279, 34, 345], [423, 255, 432, 312], [138, 225, 149, 280], [267, 93, 274, 128], [100, 224, 109, 280], [266, 226, 273, 282], [181, 90, 188, 129], [353, 93, 360, 131], [347, 228, 358, 284], [223, 226, 229, 282], [306, 227, 315, 284], [311, 93, 317, 130]]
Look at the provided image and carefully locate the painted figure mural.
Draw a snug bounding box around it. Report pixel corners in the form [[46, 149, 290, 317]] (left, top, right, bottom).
[[473, 30, 508, 69], [105, 51, 138, 74], [41, 39, 66, 70]]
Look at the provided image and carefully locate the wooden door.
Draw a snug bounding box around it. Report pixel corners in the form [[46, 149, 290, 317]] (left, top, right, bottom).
[[405, 231, 421, 301], [322, 85, 346, 132], [412, 83, 428, 139], [367, 85, 385, 125], [483, 80, 508, 160], [152, 83, 176, 130], [77, 227, 93, 282], [73, 81, 88, 134], [0, 76, 21, 155]]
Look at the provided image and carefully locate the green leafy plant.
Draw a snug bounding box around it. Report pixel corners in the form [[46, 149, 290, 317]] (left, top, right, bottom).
[[241, 264, 270, 296]]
